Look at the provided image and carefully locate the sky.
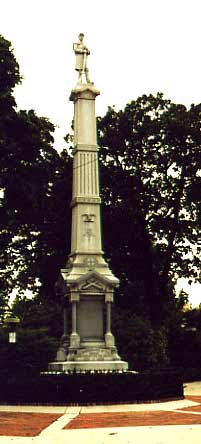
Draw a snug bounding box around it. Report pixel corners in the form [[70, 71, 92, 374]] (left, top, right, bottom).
[[1, 0, 201, 306]]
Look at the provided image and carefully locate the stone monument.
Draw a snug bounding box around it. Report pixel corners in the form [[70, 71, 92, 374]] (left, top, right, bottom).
[[49, 34, 128, 372]]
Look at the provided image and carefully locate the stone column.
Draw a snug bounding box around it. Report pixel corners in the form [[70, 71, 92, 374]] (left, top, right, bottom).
[[69, 292, 80, 349], [72, 301, 77, 334], [63, 304, 68, 336], [106, 302, 111, 334], [105, 292, 115, 347]]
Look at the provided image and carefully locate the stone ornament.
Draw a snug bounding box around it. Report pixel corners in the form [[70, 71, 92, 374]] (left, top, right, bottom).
[[73, 33, 91, 84], [83, 256, 97, 270]]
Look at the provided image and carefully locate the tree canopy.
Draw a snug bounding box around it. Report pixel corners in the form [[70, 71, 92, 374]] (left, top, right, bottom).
[[97, 94, 201, 323], [0, 35, 71, 314]]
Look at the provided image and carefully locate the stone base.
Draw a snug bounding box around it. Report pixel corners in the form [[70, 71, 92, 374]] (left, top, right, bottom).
[[48, 359, 128, 373]]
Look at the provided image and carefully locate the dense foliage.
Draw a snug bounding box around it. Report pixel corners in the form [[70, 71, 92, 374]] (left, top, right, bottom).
[[98, 96, 201, 324], [0, 35, 72, 312], [0, 370, 183, 404]]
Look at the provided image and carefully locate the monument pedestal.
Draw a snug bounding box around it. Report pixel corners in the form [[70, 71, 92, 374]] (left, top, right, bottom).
[[49, 360, 128, 372], [49, 270, 128, 372]]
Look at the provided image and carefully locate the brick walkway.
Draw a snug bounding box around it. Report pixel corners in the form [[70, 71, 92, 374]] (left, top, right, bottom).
[[65, 398, 201, 430], [0, 412, 60, 437], [0, 391, 201, 438]]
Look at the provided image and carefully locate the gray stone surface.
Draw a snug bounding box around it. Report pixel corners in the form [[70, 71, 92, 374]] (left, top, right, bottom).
[[48, 360, 129, 372], [49, 37, 128, 373]]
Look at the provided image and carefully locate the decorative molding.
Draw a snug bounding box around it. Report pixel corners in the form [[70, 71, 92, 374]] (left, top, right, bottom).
[[73, 143, 98, 153], [69, 84, 100, 102], [80, 278, 105, 292], [71, 197, 101, 207], [83, 256, 97, 270], [82, 214, 95, 223]]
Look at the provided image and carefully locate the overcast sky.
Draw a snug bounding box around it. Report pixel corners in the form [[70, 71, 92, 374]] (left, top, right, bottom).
[[1, 0, 201, 306]]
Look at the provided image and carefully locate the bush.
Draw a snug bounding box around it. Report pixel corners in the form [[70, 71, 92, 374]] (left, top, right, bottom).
[[0, 327, 58, 376], [112, 309, 169, 370], [0, 370, 183, 405]]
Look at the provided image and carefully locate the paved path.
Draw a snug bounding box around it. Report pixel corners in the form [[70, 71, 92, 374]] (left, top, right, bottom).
[[0, 382, 200, 444]]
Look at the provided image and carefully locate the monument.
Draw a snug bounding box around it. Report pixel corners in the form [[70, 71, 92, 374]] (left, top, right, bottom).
[[49, 34, 128, 372]]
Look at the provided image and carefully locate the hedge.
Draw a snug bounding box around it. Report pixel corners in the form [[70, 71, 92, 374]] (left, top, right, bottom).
[[0, 369, 183, 405]]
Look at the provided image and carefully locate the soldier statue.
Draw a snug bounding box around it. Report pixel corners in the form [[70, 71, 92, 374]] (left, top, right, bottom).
[[73, 33, 91, 84]]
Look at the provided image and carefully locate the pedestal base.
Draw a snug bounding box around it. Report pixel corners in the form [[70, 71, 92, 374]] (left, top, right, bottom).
[[51, 340, 128, 373], [48, 359, 128, 372]]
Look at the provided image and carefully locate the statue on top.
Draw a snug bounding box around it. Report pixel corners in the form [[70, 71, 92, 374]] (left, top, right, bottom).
[[73, 33, 91, 84]]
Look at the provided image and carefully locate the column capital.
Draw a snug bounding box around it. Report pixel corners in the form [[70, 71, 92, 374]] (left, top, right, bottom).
[[105, 291, 114, 303], [70, 84, 100, 102], [70, 291, 80, 302]]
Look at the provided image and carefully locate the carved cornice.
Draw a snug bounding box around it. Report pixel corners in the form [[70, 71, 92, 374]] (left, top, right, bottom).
[[61, 269, 119, 289], [73, 143, 98, 153], [71, 196, 101, 207]]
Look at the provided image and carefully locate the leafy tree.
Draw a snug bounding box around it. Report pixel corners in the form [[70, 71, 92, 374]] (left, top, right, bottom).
[[0, 325, 58, 376], [0, 34, 21, 112], [168, 303, 201, 371], [0, 35, 72, 313], [112, 308, 169, 371], [0, 35, 21, 314], [36, 149, 72, 304], [98, 94, 201, 324]]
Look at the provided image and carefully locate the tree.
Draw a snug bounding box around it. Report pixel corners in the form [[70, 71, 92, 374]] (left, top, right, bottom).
[[35, 149, 72, 304], [98, 94, 201, 324], [112, 308, 169, 371], [0, 34, 21, 315], [0, 34, 21, 112], [168, 300, 201, 371], [0, 35, 72, 313]]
